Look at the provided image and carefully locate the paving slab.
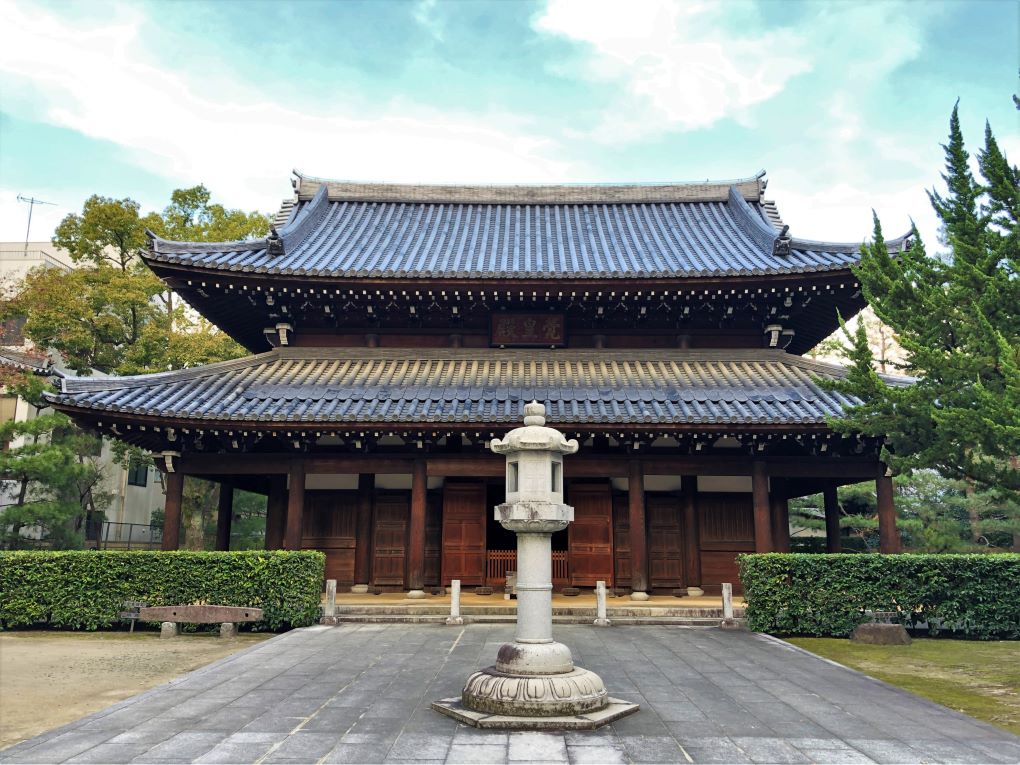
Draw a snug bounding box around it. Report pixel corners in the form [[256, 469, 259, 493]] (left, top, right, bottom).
[[1, 624, 1018, 764]]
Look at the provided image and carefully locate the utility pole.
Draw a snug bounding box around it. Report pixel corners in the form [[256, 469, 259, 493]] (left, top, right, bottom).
[[16, 195, 56, 255]]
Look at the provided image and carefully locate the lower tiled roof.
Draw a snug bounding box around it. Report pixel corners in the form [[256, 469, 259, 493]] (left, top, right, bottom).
[[46, 349, 865, 428]]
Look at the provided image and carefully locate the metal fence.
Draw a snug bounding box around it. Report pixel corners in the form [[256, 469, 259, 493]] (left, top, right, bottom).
[[94, 521, 163, 550]]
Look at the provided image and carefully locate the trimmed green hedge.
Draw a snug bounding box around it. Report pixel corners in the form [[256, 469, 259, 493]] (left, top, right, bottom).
[[739, 553, 1020, 640], [0, 550, 325, 631]]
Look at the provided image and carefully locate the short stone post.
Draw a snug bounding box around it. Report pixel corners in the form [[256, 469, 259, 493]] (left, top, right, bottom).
[[594, 580, 611, 627], [160, 622, 178, 639], [324, 579, 337, 619], [719, 582, 742, 630], [220, 622, 238, 639], [447, 579, 464, 625]]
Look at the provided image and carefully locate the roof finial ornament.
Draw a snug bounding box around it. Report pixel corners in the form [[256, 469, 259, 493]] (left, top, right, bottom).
[[773, 224, 791, 257], [266, 226, 284, 257]]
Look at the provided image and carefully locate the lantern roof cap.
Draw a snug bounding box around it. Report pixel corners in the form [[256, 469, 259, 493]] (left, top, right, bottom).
[[490, 402, 580, 456]]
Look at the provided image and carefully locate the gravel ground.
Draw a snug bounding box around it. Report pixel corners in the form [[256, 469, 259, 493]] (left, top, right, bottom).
[[0, 630, 269, 749]]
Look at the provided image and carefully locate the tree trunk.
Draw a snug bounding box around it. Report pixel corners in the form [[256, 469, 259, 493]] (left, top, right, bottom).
[[964, 479, 981, 542]]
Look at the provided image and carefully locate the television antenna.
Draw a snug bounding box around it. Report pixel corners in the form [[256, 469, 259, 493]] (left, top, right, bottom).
[[16, 194, 57, 254]]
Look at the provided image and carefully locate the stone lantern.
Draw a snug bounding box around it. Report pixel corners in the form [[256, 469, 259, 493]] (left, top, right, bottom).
[[433, 402, 638, 729]]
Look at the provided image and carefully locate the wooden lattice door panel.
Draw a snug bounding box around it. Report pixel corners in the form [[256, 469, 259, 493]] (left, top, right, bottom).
[[612, 494, 631, 587], [568, 482, 614, 587], [301, 491, 357, 587], [372, 493, 409, 586], [647, 494, 684, 589], [424, 492, 442, 588], [697, 492, 754, 593], [441, 481, 487, 585]]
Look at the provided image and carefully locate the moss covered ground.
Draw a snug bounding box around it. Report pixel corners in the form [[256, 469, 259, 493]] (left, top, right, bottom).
[[788, 637, 1020, 735]]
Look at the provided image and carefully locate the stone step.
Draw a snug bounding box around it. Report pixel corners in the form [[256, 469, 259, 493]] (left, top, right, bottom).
[[319, 614, 738, 627], [329, 605, 744, 618]]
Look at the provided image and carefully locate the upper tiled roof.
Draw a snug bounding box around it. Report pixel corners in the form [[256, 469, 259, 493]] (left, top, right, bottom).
[[146, 173, 909, 280], [0, 347, 61, 377], [47, 348, 869, 427]]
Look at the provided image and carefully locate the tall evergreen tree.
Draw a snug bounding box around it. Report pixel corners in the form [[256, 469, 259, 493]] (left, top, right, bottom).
[[825, 103, 1020, 532]]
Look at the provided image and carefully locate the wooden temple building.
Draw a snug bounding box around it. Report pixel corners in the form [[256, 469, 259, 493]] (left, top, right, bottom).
[[47, 172, 907, 596]]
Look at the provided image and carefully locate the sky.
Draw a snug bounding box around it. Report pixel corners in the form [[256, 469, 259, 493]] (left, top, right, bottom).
[[0, 0, 1016, 251]]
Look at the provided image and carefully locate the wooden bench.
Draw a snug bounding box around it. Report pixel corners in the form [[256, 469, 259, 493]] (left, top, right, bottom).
[[138, 605, 263, 638]]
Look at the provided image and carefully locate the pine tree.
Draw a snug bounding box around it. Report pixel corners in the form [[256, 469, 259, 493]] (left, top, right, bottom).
[[824, 103, 1020, 540]]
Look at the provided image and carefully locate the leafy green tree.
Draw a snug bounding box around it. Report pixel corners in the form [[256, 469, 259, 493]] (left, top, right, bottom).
[[825, 104, 1020, 520], [0, 185, 267, 375], [142, 185, 270, 243], [53, 195, 147, 271]]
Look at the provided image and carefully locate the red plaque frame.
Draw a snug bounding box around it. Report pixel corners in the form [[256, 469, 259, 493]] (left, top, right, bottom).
[[490, 313, 565, 347]]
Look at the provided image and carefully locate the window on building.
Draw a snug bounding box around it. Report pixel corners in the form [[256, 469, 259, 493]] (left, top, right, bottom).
[[127, 458, 149, 487], [508, 462, 519, 493]]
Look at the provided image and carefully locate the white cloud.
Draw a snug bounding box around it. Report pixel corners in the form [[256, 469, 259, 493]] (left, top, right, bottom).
[[534, 0, 812, 139], [0, 0, 576, 239], [534, 0, 928, 151]]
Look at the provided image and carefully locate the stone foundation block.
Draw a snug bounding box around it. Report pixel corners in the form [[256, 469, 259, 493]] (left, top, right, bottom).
[[220, 622, 238, 638], [475, 587, 494, 596], [160, 622, 178, 639], [561, 587, 581, 597]]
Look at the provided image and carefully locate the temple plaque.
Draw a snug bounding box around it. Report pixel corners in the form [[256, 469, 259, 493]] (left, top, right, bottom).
[[491, 313, 565, 347]]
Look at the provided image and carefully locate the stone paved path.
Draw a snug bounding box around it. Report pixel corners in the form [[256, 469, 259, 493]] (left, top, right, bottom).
[[2, 624, 1017, 764]]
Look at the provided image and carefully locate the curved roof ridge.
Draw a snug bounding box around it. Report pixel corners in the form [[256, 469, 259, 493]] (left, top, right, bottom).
[[726, 185, 779, 253], [146, 228, 267, 256], [789, 231, 913, 255], [52, 350, 280, 395], [291, 169, 767, 204]]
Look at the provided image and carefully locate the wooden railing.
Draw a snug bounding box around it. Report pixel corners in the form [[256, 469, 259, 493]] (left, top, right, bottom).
[[487, 550, 516, 582], [487, 550, 569, 586]]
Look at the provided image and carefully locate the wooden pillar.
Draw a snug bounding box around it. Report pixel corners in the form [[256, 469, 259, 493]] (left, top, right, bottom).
[[681, 475, 701, 587], [407, 459, 427, 593], [161, 471, 184, 551], [771, 482, 790, 553], [752, 461, 773, 553], [628, 460, 648, 594], [876, 471, 901, 553], [215, 481, 233, 551], [354, 474, 375, 585], [823, 484, 841, 553], [284, 460, 306, 551], [265, 476, 287, 550]]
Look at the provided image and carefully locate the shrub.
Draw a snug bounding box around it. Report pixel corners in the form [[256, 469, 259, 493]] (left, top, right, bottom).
[[0, 550, 324, 631], [739, 553, 1020, 639]]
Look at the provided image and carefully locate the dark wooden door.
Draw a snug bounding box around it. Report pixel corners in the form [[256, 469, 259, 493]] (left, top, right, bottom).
[[568, 482, 614, 587], [612, 494, 631, 587], [424, 492, 442, 588], [441, 482, 487, 585], [647, 494, 684, 589], [302, 491, 357, 587], [372, 492, 408, 586], [698, 493, 755, 594]]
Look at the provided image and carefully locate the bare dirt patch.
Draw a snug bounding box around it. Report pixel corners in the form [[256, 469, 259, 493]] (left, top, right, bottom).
[[0, 630, 271, 750]]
